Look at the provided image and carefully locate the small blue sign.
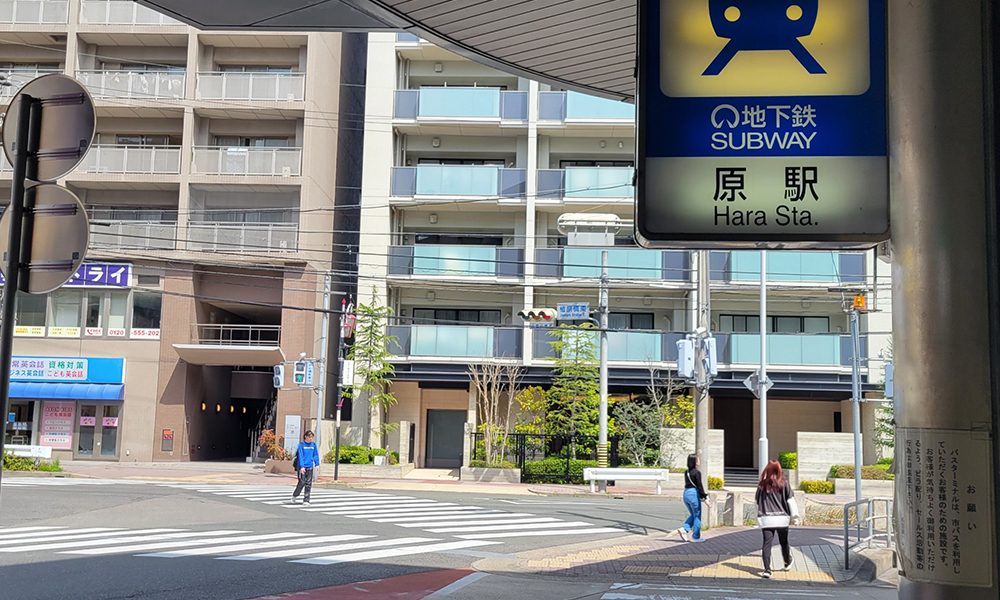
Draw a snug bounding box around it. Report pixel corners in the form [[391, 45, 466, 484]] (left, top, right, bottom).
[[637, 0, 888, 248], [7, 413, 14, 423], [557, 302, 591, 321], [305, 361, 314, 387]]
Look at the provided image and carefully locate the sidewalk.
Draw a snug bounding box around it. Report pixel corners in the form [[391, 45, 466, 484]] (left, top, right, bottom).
[[474, 526, 880, 584]]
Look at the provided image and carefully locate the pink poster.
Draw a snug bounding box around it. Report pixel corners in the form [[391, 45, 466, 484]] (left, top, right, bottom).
[[40, 401, 75, 449], [102, 417, 118, 427], [79, 416, 96, 427]]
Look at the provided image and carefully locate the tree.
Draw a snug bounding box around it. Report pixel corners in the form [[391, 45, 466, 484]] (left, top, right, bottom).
[[546, 324, 600, 438], [469, 361, 523, 466], [615, 367, 690, 467], [873, 339, 895, 459], [347, 286, 398, 448]]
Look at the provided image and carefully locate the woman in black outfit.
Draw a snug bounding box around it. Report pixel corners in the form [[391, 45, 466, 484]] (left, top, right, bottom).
[[755, 459, 800, 578], [677, 453, 709, 542]]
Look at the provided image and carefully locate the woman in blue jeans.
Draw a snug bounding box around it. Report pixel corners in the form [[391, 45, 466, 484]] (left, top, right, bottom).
[[677, 453, 709, 542]]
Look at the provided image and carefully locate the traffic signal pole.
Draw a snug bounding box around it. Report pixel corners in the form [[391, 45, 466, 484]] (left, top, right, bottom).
[[333, 297, 347, 481], [694, 250, 711, 479], [597, 249, 609, 490]]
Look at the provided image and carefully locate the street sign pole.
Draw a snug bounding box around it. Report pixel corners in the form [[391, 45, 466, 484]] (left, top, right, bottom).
[[0, 94, 37, 498], [597, 248, 609, 490], [850, 307, 863, 503], [758, 249, 768, 475]]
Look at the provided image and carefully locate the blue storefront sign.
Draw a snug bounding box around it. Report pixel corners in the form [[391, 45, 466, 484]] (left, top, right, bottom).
[[636, 0, 888, 248], [0, 263, 130, 288], [10, 357, 125, 384]]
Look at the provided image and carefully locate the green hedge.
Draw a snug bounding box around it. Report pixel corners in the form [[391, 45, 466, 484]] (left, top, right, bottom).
[[389, 451, 400, 465], [522, 458, 598, 484], [469, 459, 517, 469], [801, 480, 835, 494], [828, 464, 894, 480], [3, 452, 35, 471], [876, 456, 893, 466], [707, 476, 724, 490], [778, 452, 797, 470]]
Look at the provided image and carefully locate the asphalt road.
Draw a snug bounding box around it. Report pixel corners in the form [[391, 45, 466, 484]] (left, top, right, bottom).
[[0, 478, 690, 600]]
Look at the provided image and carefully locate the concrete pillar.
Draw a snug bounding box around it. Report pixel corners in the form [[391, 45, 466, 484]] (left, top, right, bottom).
[[891, 1, 1000, 597], [398, 420, 411, 464]]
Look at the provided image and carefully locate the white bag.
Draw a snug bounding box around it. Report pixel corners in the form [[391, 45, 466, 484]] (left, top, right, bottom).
[[758, 514, 791, 528], [788, 497, 801, 525]]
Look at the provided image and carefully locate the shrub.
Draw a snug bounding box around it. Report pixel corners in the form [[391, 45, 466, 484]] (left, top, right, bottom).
[[707, 476, 724, 490], [334, 445, 372, 465], [801, 480, 835, 494], [828, 465, 893, 481], [469, 459, 517, 469], [522, 458, 598, 484], [3, 452, 34, 471], [778, 452, 797, 470], [36, 459, 61, 472], [389, 451, 400, 465], [668, 467, 687, 474], [877, 456, 894, 466], [370, 448, 387, 456]]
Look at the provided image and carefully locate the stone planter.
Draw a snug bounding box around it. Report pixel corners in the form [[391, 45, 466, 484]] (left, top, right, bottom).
[[460, 467, 520, 484], [834, 478, 895, 497], [264, 459, 295, 475], [318, 463, 414, 479]]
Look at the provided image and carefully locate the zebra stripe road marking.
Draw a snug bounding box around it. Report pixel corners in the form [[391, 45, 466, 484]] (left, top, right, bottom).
[[67, 532, 306, 556], [290, 540, 502, 565], [218, 537, 439, 561], [455, 527, 621, 539]]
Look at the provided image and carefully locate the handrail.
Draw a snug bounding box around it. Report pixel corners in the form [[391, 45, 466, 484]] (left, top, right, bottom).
[[192, 323, 281, 346], [843, 497, 894, 569]]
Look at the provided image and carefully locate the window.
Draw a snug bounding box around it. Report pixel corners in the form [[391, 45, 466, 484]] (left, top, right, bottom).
[[15, 295, 46, 327], [109, 292, 128, 329], [86, 293, 103, 328], [411, 309, 501, 325], [112, 63, 184, 73], [137, 274, 160, 287], [50, 291, 82, 327], [218, 65, 293, 73], [214, 136, 290, 148], [720, 315, 829, 333], [414, 234, 505, 246], [114, 134, 179, 146], [608, 312, 654, 330], [720, 315, 760, 333], [559, 160, 634, 168], [417, 158, 505, 166], [132, 293, 162, 329]]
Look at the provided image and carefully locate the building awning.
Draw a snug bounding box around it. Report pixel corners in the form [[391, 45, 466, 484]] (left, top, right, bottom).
[[10, 382, 125, 401], [172, 344, 286, 367]]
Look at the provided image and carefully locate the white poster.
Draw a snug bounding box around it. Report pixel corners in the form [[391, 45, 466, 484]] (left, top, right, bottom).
[[283, 415, 301, 455]]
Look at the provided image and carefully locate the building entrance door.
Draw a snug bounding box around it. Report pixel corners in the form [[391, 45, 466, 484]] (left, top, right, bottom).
[[75, 403, 121, 459], [425, 409, 465, 468]]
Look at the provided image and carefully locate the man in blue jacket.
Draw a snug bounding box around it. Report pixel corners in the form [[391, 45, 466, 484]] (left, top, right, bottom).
[[291, 430, 320, 505]]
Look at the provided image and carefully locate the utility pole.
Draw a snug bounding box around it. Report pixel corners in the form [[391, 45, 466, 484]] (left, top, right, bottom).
[[597, 248, 609, 491], [333, 297, 349, 481], [758, 250, 768, 474], [314, 272, 331, 454], [694, 250, 711, 478]]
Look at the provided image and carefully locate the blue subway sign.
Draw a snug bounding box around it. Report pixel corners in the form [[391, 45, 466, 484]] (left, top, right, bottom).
[[636, 0, 888, 248]]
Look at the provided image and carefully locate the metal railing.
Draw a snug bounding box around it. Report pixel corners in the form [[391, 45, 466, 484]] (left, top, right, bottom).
[[76, 70, 185, 99], [89, 220, 177, 250], [78, 145, 181, 174], [191, 146, 302, 177], [80, 0, 183, 25], [0, 68, 62, 97], [187, 222, 298, 253], [193, 324, 281, 346], [0, 0, 68, 23], [844, 497, 894, 569], [196, 72, 305, 101]]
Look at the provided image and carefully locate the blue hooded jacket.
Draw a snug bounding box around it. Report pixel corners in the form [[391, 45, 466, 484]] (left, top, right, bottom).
[[296, 440, 320, 469]]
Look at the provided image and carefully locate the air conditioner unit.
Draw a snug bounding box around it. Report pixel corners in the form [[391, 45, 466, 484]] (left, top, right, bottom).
[[281, 166, 291, 177]]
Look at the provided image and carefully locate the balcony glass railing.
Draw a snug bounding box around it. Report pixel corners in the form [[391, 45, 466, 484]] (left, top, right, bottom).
[[0, 68, 62, 97], [716, 333, 867, 367], [197, 72, 305, 101], [77, 70, 185, 99], [710, 251, 866, 284], [80, 0, 183, 25], [387, 325, 522, 359], [396, 32, 422, 43], [191, 147, 302, 177], [391, 165, 526, 198], [89, 220, 177, 250], [388, 246, 524, 277], [193, 324, 280, 346], [534, 329, 661, 362], [77, 145, 181, 175], [535, 248, 690, 280], [538, 91, 635, 121], [393, 88, 528, 120], [538, 168, 634, 198], [188, 222, 298, 253], [0, 0, 67, 23]]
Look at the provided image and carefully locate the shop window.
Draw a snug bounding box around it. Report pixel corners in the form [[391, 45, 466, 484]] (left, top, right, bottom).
[[132, 292, 162, 329], [86, 293, 103, 328], [50, 290, 82, 327], [15, 295, 46, 327], [109, 292, 128, 329]]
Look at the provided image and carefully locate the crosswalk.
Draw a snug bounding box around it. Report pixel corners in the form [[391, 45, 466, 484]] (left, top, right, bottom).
[[0, 525, 498, 564], [163, 484, 623, 541]]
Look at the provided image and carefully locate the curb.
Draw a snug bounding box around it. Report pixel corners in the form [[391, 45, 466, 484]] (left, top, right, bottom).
[[527, 488, 684, 500], [5, 471, 87, 478], [849, 548, 897, 583]]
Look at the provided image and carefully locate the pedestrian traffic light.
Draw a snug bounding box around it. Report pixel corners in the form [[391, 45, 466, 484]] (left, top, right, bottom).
[[517, 308, 557, 323], [273, 364, 284, 388], [293, 360, 307, 386]]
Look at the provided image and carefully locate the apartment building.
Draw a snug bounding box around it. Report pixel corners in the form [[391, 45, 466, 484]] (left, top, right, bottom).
[[357, 32, 893, 475], [0, 0, 346, 462]]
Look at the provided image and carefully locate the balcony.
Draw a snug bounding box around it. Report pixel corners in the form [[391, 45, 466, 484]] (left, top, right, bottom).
[[187, 222, 298, 253], [0, 68, 62, 98], [80, 0, 183, 25], [716, 333, 867, 367], [90, 220, 178, 250], [174, 324, 283, 367], [197, 72, 305, 102], [535, 248, 690, 281], [389, 246, 524, 278], [0, 0, 68, 24], [710, 251, 865, 284], [538, 168, 634, 199], [193, 324, 280, 346], [77, 70, 185, 99], [538, 91, 635, 122], [391, 165, 526, 198], [78, 145, 181, 175], [191, 147, 302, 177], [534, 329, 668, 362], [393, 88, 528, 121], [388, 325, 522, 359]]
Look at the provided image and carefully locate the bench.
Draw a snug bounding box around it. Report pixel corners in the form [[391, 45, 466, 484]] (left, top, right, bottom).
[[583, 467, 670, 495], [6, 445, 52, 467]]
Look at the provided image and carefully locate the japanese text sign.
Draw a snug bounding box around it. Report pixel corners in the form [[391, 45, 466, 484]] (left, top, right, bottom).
[[636, 0, 888, 248], [10, 358, 88, 381], [0, 263, 130, 288], [557, 303, 591, 321], [40, 401, 74, 449]]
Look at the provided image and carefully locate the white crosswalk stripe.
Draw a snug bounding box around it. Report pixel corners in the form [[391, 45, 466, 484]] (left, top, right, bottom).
[[0, 526, 494, 564], [165, 484, 628, 541]]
